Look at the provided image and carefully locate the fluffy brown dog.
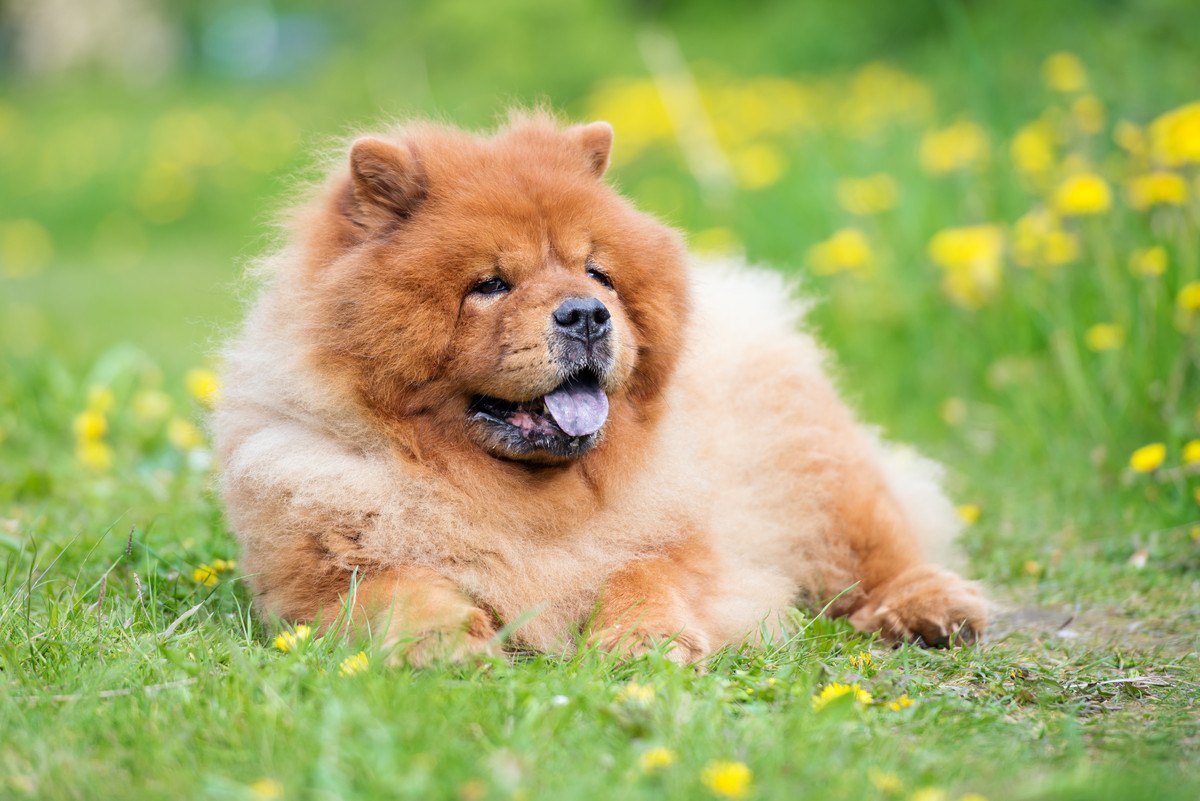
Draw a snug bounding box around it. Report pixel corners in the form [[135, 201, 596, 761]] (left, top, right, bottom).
[[215, 111, 987, 663]]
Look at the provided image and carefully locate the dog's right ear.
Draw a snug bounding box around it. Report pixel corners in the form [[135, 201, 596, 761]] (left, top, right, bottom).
[[343, 137, 426, 231]]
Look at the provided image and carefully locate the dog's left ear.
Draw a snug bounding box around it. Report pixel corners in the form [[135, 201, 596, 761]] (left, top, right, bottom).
[[570, 121, 614, 178]]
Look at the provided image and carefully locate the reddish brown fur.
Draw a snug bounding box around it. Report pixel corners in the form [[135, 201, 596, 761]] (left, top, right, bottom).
[[215, 111, 987, 663]]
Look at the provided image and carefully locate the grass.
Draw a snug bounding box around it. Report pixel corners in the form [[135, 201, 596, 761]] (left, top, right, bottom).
[[3, 1, 1200, 799]]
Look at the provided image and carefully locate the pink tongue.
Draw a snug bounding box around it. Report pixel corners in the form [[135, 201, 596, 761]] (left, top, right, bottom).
[[543, 379, 609, 437]]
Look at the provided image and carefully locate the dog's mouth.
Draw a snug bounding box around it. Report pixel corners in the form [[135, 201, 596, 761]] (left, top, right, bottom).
[[468, 369, 610, 460]]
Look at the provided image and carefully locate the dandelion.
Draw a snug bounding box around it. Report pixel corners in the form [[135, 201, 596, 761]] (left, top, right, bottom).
[[167, 417, 204, 450], [185, 367, 221, 407], [1182, 440, 1200, 465], [639, 746, 676, 772], [1130, 246, 1167, 277], [1012, 209, 1077, 269], [808, 228, 874, 276], [731, 143, 786, 190], [836, 173, 899, 215], [1127, 171, 1188, 210], [910, 788, 948, 801], [132, 389, 172, 423], [1022, 560, 1042, 577], [338, 651, 369, 677], [249, 778, 284, 800], [919, 120, 988, 174], [886, 694, 915, 711], [1042, 52, 1087, 93], [927, 225, 1004, 309], [1010, 121, 1055, 178], [192, 564, 219, 587], [615, 681, 656, 705], [1148, 101, 1200, 167], [86, 385, 115, 414], [812, 682, 873, 711], [1114, 120, 1147, 155], [692, 227, 741, 255], [1177, 281, 1200, 312], [868, 769, 903, 794], [1084, 323, 1124, 352], [274, 624, 312, 652], [72, 410, 108, 441], [700, 760, 752, 799], [849, 651, 873, 671], [957, 504, 982, 525], [211, 558, 236, 572], [1053, 172, 1112, 216], [75, 440, 114, 471], [1070, 95, 1105, 135], [1129, 443, 1166, 473]]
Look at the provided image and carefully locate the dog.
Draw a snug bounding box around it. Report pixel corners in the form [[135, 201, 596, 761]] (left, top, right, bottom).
[[214, 111, 987, 663]]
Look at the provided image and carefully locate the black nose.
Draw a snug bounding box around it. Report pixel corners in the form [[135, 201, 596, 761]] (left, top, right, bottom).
[[552, 297, 611, 343]]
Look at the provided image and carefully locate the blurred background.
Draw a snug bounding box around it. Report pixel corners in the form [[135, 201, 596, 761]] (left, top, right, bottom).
[[2, 0, 1200, 588]]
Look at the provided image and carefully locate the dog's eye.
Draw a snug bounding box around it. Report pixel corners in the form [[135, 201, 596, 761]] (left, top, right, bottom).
[[586, 266, 613, 290], [471, 277, 511, 296]]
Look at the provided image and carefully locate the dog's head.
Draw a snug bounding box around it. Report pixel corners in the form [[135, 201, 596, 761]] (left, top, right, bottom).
[[304, 113, 690, 465]]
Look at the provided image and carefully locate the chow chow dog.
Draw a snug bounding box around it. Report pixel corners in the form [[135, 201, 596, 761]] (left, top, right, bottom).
[[214, 111, 987, 663]]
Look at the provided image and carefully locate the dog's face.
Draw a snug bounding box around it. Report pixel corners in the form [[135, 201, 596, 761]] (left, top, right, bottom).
[[307, 115, 690, 466]]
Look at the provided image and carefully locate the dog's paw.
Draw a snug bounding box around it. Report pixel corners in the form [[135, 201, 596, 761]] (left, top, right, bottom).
[[386, 605, 499, 667], [593, 622, 711, 664], [849, 565, 987, 647]]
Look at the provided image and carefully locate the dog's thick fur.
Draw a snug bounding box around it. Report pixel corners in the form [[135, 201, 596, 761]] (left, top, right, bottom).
[[215, 112, 987, 663]]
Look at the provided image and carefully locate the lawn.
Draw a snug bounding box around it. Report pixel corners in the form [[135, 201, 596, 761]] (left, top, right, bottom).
[[2, 2, 1199, 799]]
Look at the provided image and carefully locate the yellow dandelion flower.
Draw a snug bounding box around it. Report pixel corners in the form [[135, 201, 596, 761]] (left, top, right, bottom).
[[1148, 101, 1200, 167], [1127, 171, 1188, 210], [338, 651, 369, 677], [274, 624, 312, 652], [731, 143, 786, 191], [927, 225, 1004, 309], [1070, 95, 1105, 135], [868, 769, 903, 794], [1023, 560, 1042, 577], [167, 417, 204, 450], [615, 681, 656, 705], [1177, 281, 1200, 312], [639, 746, 676, 772], [132, 389, 172, 423], [886, 694, 915, 711], [1042, 52, 1087, 93], [1010, 122, 1055, 178], [1182, 439, 1200, 465], [75, 439, 114, 471], [812, 682, 873, 711], [692, 227, 741, 255], [211, 558, 236, 572], [836, 173, 899, 216], [1129, 443, 1166, 473], [1130, 246, 1167, 277], [957, 504, 982, 525], [1084, 323, 1124, 352], [185, 367, 221, 407], [86, 385, 115, 414], [919, 120, 988, 175], [808, 228, 874, 276], [249, 778, 284, 801], [192, 564, 219, 587], [72, 409, 107, 442], [910, 788, 948, 801], [849, 651, 873, 670], [700, 760, 752, 799], [1012, 209, 1077, 268], [1053, 172, 1112, 216], [1114, 120, 1147, 156]]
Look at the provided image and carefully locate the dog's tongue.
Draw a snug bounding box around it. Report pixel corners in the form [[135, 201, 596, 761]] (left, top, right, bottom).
[[543, 377, 609, 437]]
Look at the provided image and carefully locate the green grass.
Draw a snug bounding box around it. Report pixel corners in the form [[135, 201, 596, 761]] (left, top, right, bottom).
[[3, 1, 1200, 799]]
